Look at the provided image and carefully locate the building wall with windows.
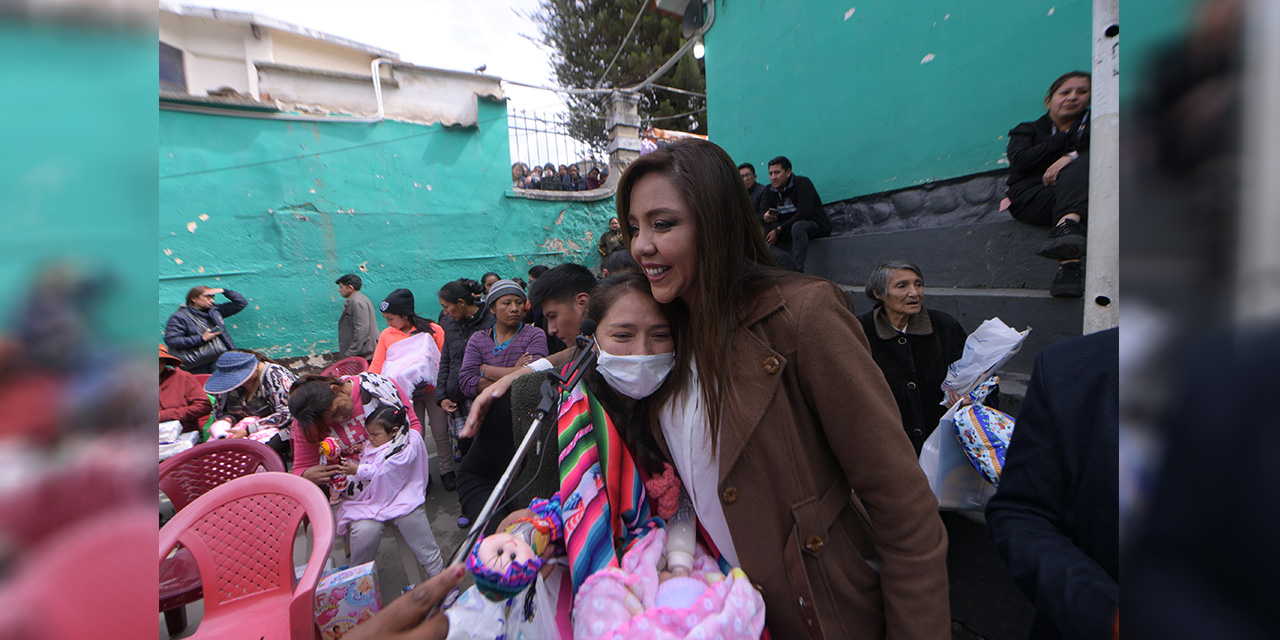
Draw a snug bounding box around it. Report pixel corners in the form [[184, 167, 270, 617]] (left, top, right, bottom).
[[159, 97, 614, 361]]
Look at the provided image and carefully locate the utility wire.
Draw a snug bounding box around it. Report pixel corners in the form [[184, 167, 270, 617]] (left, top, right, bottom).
[[595, 1, 649, 90], [644, 106, 707, 123], [650, 83, 706, 98]]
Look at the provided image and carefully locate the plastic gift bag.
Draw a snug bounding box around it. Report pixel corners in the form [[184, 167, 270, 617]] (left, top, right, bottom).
[[919, 383, 997, 512], [940, 318, 1030, 401], [952, 377, 1016, 487]]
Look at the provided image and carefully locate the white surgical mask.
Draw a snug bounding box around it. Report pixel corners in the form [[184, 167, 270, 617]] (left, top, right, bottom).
[[595, 346, 675, 399]]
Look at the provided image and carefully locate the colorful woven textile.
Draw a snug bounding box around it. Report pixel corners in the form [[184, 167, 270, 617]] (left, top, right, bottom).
[[557, 381, 660, 594]]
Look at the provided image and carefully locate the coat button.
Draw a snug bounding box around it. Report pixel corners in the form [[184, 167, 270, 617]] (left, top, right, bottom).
[[762, 356, 781, 375], [897, 336, 908, 345], [912, 428, 923, 437], [907, 381, 917, 390], [752, 582, 766, 597], [805, 536, 824, 553], [721, 487, 739, 504]]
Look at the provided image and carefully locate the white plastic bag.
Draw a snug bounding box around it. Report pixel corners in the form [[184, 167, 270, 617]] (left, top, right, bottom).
[[159, 420, 183, 444], [445, 567, 565, 640], [919, 402, 997, 512], [159, 431, 199, 462], [940, 317, 1030, 401]]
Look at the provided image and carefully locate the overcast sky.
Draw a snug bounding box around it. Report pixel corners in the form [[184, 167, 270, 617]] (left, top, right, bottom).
[[177, 0, 568, 114]]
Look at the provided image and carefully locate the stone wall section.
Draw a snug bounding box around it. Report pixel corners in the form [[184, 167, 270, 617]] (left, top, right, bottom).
[[824, 170, 1010, 236]]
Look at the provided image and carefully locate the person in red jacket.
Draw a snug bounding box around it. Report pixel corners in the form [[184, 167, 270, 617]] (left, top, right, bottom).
[[158, 344, 211, 433]]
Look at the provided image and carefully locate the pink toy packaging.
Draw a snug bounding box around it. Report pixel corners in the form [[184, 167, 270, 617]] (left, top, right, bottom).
[[313, 561, 381, 639]]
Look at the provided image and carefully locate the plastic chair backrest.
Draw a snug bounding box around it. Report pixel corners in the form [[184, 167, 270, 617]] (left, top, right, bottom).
[[0, 506, 156, 639], [160, 438, 285, 512], [321, 356, 369, 378], [159, 473, 334, 640]]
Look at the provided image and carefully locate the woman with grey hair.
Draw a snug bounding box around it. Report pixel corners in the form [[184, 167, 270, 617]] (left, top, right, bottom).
[[857, 261, 971, 455]]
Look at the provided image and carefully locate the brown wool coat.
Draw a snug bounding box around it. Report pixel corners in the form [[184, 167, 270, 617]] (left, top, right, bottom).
[[651, 277, 950, 639]]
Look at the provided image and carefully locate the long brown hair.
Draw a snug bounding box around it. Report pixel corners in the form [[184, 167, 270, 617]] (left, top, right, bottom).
[[616, 138, 778, 441]]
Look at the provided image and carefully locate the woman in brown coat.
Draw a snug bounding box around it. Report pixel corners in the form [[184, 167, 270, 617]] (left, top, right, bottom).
[[619, 138, 950, 639]]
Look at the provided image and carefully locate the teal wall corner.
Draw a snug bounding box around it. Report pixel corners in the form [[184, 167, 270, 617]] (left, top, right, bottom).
[[160, 101, 615, 360], [703, 0, 1093, 202]]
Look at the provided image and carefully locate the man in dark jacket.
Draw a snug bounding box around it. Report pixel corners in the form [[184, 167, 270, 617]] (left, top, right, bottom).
[[163, 286, 248, 374], [738, 162, 768, 213], [986, 328, 1118, 640], [758, 155, 831, 273]]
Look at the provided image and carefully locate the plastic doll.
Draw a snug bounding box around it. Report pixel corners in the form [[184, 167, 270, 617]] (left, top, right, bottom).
[[465, 495, 564, 601]]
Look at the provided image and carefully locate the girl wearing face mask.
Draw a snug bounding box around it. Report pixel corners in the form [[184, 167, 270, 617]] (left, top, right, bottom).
[[511, 273, 676, 596]]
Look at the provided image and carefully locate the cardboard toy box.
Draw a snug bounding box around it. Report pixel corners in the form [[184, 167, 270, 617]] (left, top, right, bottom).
[[313, 561, 381, 639]]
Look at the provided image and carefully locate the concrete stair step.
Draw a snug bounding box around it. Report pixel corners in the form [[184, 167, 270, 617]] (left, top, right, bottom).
[[809, 220, 1063, 290]]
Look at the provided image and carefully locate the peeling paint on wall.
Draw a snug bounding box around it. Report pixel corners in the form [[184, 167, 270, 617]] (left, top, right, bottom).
[[160, 103, 614, 359]]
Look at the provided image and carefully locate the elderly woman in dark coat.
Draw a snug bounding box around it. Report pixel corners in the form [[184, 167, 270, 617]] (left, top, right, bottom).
[[857, 261, 970, 455]]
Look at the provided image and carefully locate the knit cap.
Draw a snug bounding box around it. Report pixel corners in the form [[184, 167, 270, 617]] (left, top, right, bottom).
[[380, 288, 415, 316], [485, 279, 526, 304]]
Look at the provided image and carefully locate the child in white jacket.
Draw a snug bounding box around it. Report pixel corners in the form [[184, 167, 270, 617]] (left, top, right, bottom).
[[336, 403, 444, 578]]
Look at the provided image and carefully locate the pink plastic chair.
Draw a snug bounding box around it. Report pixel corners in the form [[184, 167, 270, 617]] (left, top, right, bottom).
[[160, 438, 285, 512], [159, 472, 335, 640], [0, 506, 156, 639], [320, 356, 369, 378], [160, 438, 286, 635]]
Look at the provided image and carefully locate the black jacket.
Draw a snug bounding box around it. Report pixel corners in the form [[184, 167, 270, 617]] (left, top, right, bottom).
[[1005, 113, 1091, 203], [985, 329, 1118, 640], [758, 174, 831, 238], [435, 303, 496, 405], [163, 289, 248, 351], [746, 181, 768, 213], [858, 307, 968, 454]]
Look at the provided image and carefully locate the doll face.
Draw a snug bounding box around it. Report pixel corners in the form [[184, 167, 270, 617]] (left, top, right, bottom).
[[477, 532, 538, 573]]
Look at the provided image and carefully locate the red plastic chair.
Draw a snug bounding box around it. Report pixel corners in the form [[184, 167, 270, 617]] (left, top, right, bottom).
[[0, 506, 155, 639], [159, 472, 335, 640], [160, 438, 285, 512], [320, 356, 369, 378], [160, 439, 285, 635]]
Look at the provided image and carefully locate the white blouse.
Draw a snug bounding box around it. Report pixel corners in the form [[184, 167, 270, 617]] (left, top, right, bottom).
[[658, 360, 741, 567]]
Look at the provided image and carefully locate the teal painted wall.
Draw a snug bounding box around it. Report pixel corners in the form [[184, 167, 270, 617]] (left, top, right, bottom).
[[1, 23, 155, 346], [159, 100, 615, 359], [704, 0, 1092, 202]]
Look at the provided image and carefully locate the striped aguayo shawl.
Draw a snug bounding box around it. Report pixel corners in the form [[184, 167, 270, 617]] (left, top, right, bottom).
[[556, 381, 660, 594]]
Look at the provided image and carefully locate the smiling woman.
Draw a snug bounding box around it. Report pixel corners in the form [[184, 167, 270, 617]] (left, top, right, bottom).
[[616, 139, 950, 638]]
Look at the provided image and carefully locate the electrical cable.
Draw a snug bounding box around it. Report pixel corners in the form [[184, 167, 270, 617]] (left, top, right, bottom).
[[595, 0, 649, 90]]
